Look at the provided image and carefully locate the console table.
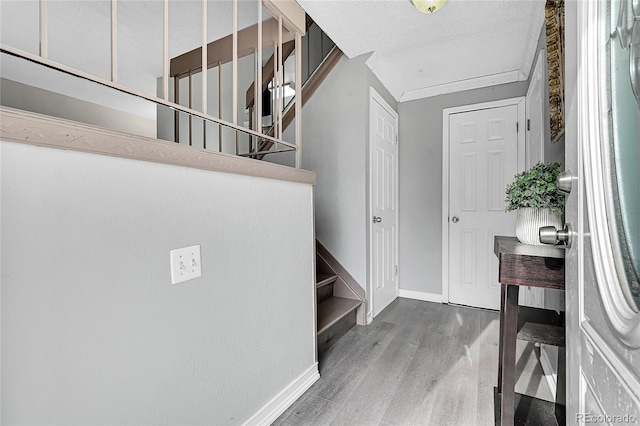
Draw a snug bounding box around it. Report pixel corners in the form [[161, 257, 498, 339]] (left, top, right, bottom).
[[494, 236, 566, 426]]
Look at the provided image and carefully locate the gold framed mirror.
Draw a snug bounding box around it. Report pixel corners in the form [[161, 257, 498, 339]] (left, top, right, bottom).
[[546, 0, 565, 143]]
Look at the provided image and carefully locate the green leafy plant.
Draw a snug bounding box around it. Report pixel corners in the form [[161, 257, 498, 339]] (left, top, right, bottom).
[[505, 162, 565, 216]]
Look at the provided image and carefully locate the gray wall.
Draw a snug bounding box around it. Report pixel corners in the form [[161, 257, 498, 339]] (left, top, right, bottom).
[[398, 82, 528, 294], [1, 141, 316, 425], [301, 53, 367, 286], [0, 78, 156, 138], [397, 20, 564, 296], [299, 53, 396, 291], [546, 133, 565, 164]]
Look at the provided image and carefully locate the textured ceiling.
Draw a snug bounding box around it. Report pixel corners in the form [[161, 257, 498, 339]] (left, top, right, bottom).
[[297, 0, 545, 101]]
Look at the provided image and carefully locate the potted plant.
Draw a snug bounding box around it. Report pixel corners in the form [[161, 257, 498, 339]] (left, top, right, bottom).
[[505, 162, 565, 245]]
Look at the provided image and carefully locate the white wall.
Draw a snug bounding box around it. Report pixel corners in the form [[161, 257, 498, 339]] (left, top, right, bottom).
[[0, 78, 156, 138], [1, 141, 316, 425]]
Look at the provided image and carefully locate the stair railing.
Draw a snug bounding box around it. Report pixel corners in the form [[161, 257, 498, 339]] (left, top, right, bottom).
[[242, 18, 340, 160], [1, 0, 306, 165], [168, 5, 304, 162]]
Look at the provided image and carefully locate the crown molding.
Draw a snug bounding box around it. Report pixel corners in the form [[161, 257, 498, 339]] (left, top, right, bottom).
[[399, 2, 545, 103], [0, 107, 316, 185], [400, 70, 521, 102]]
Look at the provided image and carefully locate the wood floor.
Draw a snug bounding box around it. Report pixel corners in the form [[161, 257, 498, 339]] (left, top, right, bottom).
[[274, 298, 554, 426]]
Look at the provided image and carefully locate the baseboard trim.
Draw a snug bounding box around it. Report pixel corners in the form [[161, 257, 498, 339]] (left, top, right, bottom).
[[539, 345, 557, 400], [242, 363, 319, 426], [399, 289, 443, 304]]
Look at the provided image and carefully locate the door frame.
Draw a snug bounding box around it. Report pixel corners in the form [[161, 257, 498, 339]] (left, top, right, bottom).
[[521, 49, 549, 312], [368, 86, 399, 323], [525, 49, 548, 170], [441, 97, 526, 303]]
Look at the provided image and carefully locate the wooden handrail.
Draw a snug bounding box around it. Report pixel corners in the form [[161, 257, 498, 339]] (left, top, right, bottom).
[[245, 15, 315, 110], [245, 40, 296, 109], [170, 18, 295, 78]]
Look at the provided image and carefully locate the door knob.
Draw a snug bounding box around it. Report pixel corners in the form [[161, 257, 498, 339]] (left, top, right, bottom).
[[539, 224, 572, 248], [451, 216, 460, 223], [373, 216, 382, 223], [557, 169, 573, 194]]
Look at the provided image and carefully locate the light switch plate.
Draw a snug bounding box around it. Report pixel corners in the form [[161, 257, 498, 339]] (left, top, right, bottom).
[[170, 245, 202, 284]]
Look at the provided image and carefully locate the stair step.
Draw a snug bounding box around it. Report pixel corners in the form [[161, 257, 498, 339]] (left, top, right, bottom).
[[316, 282, 334, 304], [316, 273, 338, 288], [317, 296, 361, 335]]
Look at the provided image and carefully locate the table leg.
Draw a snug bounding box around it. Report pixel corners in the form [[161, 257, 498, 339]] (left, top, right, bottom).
[[554, 345, 567, 423], [556, 346, 566, 405], [500, 284, 519, 426], [497, 283, 506, 393]]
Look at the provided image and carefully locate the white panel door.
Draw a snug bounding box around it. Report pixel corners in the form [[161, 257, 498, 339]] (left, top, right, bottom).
[[448, 106, 519, 310], [370, 91, 398, 318]]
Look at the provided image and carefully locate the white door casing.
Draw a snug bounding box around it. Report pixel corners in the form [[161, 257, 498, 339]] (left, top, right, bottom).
[[522, 49, 548, 310], [442, 98, 526, 309], [526, 49, 547, 170], [525, 46, 557, 396], [369, 87, 399, 319], [565, 0, 640, 422]]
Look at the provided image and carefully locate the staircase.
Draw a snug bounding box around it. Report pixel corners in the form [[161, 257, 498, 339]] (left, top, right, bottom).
[[245, 16, 343, 159], [252, 46, 342, 159], [242, 18, 363, 354], [315, 241, 365, 354]]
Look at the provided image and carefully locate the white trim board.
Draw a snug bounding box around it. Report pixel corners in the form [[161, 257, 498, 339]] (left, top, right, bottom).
[[242, 363, 319, 426], [0, 107, 316, 185], [441, 97, 526, 305], [525, 49, 548, 170], [399, 289, 443, 304], [400, 71, 520, 102]]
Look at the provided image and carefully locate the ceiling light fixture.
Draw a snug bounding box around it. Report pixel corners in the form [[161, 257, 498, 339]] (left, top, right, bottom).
[[411, 0, 448, 14]]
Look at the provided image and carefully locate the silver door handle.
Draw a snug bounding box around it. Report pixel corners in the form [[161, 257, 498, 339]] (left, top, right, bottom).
[[451, 216, 459, 223], [373, 216, 382, 223], [539, 224, 572, 248], [557, 170, 573, 194]]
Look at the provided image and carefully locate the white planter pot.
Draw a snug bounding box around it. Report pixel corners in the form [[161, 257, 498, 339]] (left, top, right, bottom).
[[515, 207, 563, 245]]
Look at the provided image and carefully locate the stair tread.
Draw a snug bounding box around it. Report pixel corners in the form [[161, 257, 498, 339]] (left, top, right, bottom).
[[316, 273, 338, 288], [317, 296, 361, 335]]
